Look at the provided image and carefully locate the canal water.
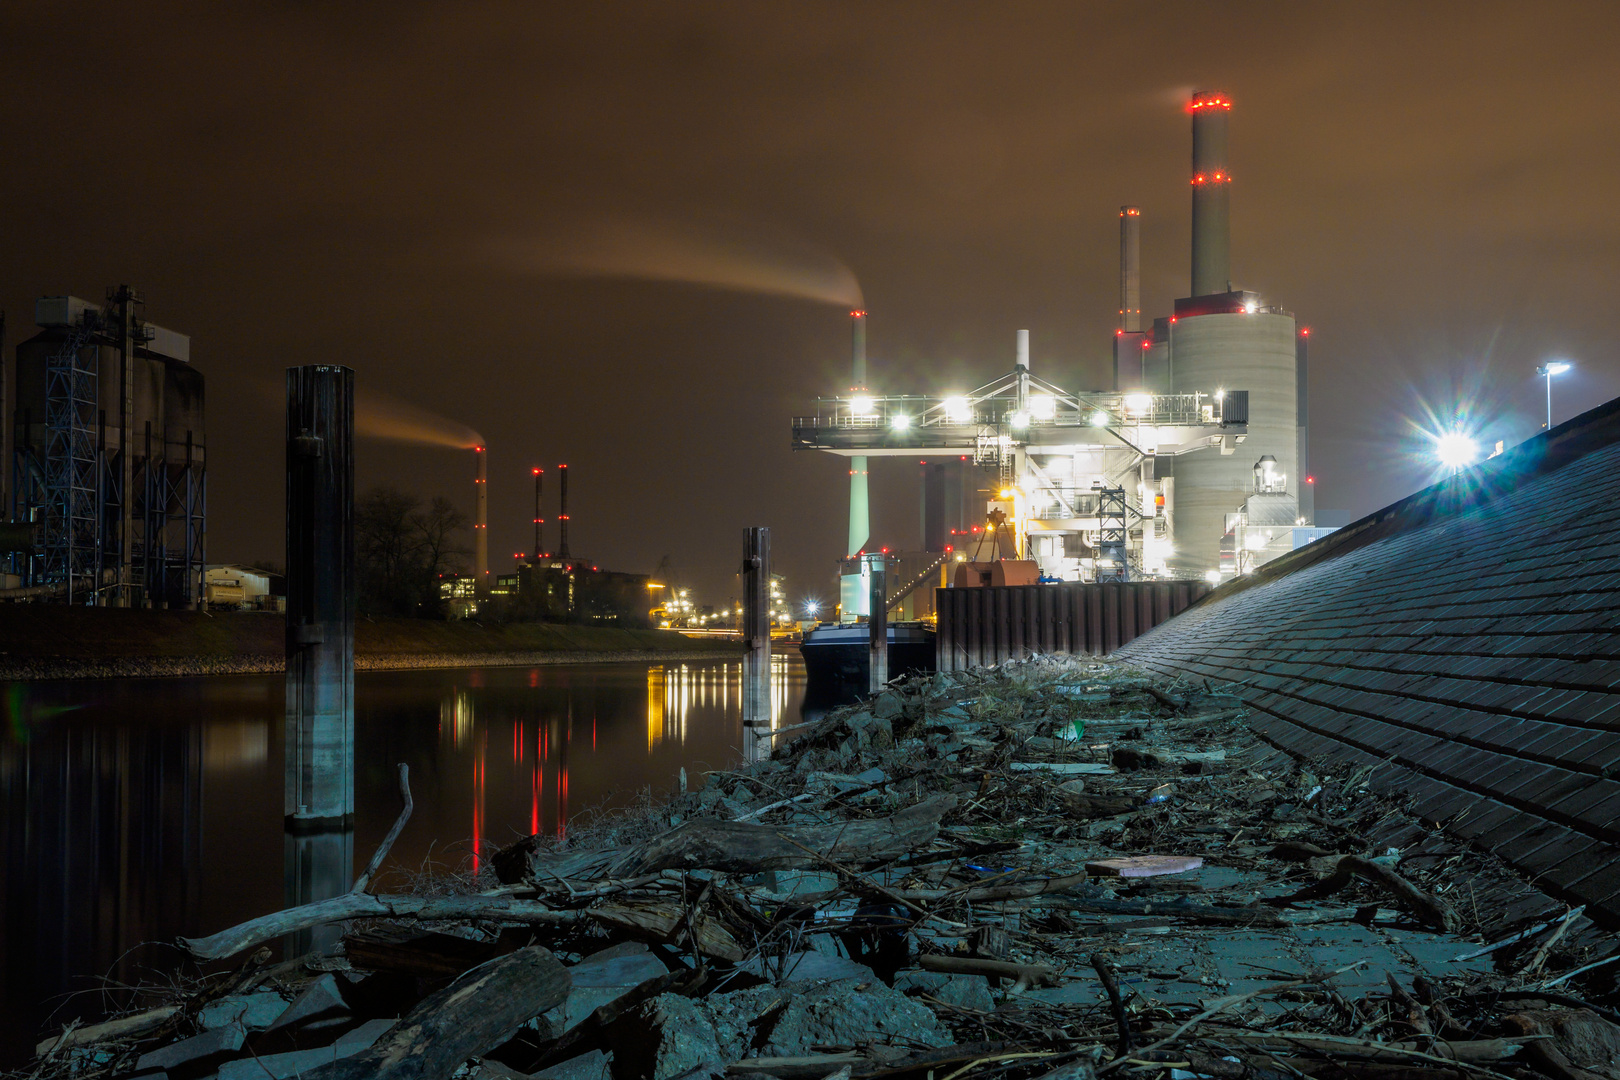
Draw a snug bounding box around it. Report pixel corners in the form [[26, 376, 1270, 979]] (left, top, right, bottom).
[[0, 655, 809, 1064]]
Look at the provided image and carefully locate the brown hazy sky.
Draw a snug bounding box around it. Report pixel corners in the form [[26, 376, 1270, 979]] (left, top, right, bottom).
[[3, 2, 1617, 603]]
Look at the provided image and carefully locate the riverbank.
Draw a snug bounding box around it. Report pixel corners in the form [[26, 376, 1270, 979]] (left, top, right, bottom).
[[0, 608, 738, 680]]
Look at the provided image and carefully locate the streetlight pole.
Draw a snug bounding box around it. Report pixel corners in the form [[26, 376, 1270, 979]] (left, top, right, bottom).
[[1536, 361, 1572, 430]]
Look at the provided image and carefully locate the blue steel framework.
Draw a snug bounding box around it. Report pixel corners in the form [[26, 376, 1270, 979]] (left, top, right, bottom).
[[10, 304, 206, 606]]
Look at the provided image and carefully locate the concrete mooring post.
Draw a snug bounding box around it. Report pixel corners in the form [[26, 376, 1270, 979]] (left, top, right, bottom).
[[867, 552, 887, 693], [742, 527, 770, 731], [284, 366, 356, 948]]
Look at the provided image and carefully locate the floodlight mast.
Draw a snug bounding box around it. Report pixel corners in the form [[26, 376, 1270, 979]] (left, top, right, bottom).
[[1537, 361, 1572, 430]]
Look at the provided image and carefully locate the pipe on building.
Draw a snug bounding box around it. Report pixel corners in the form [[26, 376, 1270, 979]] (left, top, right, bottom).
[[1119, 206, 1142, 331], [474, 446, 489, 594], [1190, 91, 1232, 298], [558, 463, 570, 558], [532, 466, 543, 558], [848, 310, 869, 556]]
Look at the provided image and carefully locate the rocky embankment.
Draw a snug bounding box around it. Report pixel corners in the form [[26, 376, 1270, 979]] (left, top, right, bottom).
[[25, 657, 1620, 1080]]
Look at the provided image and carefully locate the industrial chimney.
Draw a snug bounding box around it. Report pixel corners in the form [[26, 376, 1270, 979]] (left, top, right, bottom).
[[531, 467, 543, 559], [1119, 206, 1142, 331], [558, 463, 570, 558], [474, 446, 489, 594], [1190, 90, 1232, 298], [847, 310, 869, 557]]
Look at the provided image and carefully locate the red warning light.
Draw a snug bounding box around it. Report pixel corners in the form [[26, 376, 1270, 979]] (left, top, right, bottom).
[[1188, 94, 1232, 112], [945, 545, 953, 552], [850, 310, 866, 318], [1115, 329, 1123, 337], [1301, 327, 1311, 337], [1306, 475, 1315, 484], [1141, 340, 1151, 349], [532, 467, 541, 475]]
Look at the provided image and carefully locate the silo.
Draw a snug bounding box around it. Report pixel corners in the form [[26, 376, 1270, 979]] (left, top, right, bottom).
[[1166, 310, 1298, 574]]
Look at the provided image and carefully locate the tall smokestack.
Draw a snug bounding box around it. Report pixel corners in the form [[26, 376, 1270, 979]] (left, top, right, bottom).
[[848, 310, 869, 556], [474, 446, 488, 594], [558, 463, 570, 558], [1190, 90, 1232, 298], [531, 467, 543, 558], [1119, 206, 1142, 331]]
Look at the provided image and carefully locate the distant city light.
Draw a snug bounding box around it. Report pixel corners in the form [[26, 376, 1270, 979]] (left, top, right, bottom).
[[850, 395, 875, 416], [890, 413, 911, 430], [943, 396, 973, 422]]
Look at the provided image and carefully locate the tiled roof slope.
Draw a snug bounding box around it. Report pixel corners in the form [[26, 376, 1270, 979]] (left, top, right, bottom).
[[1116, 396, 1620, 922]]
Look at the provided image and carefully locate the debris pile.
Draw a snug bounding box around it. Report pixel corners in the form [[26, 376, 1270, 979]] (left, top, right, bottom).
[[22, 659, 1620, 1080]]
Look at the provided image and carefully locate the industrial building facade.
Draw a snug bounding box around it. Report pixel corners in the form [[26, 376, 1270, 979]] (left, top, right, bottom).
[[793, 90, 1310, 595], [3, 289, 206, 607]]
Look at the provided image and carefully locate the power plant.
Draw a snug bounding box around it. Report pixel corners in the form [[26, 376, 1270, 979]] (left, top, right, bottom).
[[794, 90, 1310, 612], [3, 288, 206, 606]]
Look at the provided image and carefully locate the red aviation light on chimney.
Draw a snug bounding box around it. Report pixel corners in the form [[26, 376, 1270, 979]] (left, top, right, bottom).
[[850, 310, 866, 318], [1189, 93, 1232, 111], [1301, 327, 1311, 337]]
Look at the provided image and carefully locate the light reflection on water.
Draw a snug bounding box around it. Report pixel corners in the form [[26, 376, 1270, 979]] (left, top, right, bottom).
[[0, 655, 805, 1066]]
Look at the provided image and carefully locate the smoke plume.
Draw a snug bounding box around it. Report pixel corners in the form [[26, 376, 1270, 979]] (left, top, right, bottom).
[[486, 212, 864, 307], [354, 390, 484, 450]]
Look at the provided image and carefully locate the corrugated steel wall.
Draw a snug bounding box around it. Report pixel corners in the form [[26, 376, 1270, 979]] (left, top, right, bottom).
[[935, 581, 1210, 670]]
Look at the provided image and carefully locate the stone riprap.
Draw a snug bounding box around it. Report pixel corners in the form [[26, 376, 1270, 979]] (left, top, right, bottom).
[[1118, 396, 1620, 921]]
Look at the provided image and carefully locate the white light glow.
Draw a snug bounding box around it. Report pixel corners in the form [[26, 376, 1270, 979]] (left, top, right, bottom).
[[1030, 394, 1056, 420], [1205, 570, 1222, 584], [890, 413, 911, 430], [1089, 410, 1109, 427], [850, 396, 875, 416], [1544, 361, 1572, 376], [1010, 409, 1030, 428], [1124, 393, 1151, 415], [943, 396, 972, 422], [1434, 431, 1480, 470]]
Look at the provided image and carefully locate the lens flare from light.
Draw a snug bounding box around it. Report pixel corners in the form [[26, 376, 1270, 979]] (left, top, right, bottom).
[[1433, 430, 1480, 470]]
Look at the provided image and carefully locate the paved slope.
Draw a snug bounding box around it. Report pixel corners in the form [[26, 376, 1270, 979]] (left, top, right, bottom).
[[1118, 398, 1620, 921]]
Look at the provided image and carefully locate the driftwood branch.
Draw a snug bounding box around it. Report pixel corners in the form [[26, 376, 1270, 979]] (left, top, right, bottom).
[[354, 763, 413, 895], [181, 893, 583, 961], [604, 793, 959, 878], [918, 954, 1060, 992], [1270, 855, 1458, 931]]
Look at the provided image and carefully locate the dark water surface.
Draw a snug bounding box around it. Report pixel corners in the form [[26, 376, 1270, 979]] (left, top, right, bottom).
[[0, 655, 806, 1063]]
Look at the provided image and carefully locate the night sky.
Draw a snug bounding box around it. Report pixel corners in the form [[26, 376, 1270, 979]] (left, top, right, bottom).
[[2, 2, 1616, 606]]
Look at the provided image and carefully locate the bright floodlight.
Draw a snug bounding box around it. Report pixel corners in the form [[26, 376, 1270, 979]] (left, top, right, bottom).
[[804, 600, 820, 616], [1030, 394, 1056, 420], [943, 396, 972, 422], [1124, 393, 1151, 414], [890, 413, 911, 430], [1434, 431, 1480, 470], [1009, 409, 1030, 428], [850, 395, 875, 416], [1545, 361, 1572, 375], [1089, 410, 1109, 427]]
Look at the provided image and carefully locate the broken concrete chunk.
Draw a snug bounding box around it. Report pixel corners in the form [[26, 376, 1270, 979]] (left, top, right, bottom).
[[1085, 855, 1203, 878], [892, 970, 995, 1012], [257, 972, 358, 1048], [747, 976, 953, 1056], [607, 993, 723, 1080], [542, 943, 669, 1033], [198, 988, 288, 1032], [134, 1023, 246, 1076], [533, 1049, 614, 1080], [218, 1018, 392, 1080], [736, 951, 877, 985]]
